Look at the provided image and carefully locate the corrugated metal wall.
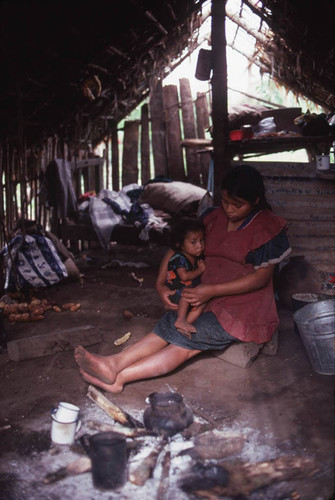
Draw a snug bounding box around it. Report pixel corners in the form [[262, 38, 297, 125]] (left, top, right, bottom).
[[239, 161, 335, 274]]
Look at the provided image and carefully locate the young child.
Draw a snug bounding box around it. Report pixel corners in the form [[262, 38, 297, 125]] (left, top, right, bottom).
[[165, 217, 206, 337]]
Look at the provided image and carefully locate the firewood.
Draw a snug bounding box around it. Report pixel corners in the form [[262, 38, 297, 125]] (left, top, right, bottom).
[[192, 432, 245, 460], [156, 449, 171, 499], [87, 385, 143, 428], [43, 456, 92, 484], [180, 455, 318, 497], [86, 419, 155, 438], [129, 439, 167, 486]]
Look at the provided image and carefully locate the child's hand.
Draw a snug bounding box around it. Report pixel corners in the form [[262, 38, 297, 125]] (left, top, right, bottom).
[[197, 259, 206, 274]]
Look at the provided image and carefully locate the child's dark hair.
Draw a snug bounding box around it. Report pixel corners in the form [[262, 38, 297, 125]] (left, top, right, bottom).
[[220, 165, 271, 210], [169, 217, 205, 251]]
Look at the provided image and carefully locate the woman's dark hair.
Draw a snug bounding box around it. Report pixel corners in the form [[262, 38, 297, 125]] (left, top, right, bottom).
[[169, 217, 205, 251], [220, 165, 271, 210]]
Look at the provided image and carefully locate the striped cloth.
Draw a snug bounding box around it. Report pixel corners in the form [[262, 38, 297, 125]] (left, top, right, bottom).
[[1, 234, 68, 291]]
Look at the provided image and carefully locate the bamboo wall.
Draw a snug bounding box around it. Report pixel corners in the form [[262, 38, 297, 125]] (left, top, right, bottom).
[[241, 161, 335, 274], [1, 79, 333, 278], [0, 79, 211, 248]]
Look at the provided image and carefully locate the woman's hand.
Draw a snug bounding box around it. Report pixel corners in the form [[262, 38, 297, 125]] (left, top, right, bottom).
[[157, 284, 178, 310], [182, 265, 276, 307], [182, 284, 213, 307], [155, 248, 177, 310]]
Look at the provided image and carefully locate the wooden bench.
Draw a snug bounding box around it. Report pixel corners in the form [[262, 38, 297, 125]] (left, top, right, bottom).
[[54, 157, 169, 251]]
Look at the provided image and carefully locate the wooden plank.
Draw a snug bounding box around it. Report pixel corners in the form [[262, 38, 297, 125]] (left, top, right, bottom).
[[163, 84, 185, 181], [181, 138, 212, 147], [59, 222, 98, 243], [92, 162, 103, 194], [228, 135, 334, 157], [149, 80, 168, 177], [88, 165, 97, 192], [195, 92, 211, 187], [179, 78, 200, 185], [69, 158, 104, 196], [122, 120, 139, 187], [7, 325, 102, 361], [195, 92, 210, 136], [140, 103, 151, 185]]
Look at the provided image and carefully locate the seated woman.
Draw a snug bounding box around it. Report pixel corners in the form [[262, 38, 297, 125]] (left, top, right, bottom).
[[74, 165, 291, 393]]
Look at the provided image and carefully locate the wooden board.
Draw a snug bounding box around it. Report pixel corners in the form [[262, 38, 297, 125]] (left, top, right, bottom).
[[141, 103, 151, 185], [179, 78, 200, 185], [149, 80, 168, 177], [163, 84, 185, 181], [7, 325, 102, 361], [195, 92, 211, 187], [122, 120, 139, 186]]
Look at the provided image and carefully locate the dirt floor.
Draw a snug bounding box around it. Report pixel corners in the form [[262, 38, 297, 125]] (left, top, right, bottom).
[[0, 244, 334, 500]]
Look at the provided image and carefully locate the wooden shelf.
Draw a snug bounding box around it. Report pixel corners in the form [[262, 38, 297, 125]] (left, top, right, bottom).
[[181, 135, 334, 156], [227, 135, 334, 156]]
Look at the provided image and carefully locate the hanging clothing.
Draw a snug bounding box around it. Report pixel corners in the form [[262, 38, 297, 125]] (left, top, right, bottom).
[[40, 159, 77, 220]]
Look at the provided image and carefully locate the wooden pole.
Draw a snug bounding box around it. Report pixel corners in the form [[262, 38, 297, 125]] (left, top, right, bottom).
[[140, 103, 151, 185], [111, 125, 119, 192], [211, 0, 230, 203]]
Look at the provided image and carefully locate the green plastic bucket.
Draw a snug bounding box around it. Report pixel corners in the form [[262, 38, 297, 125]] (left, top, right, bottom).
[[293, 300, 335, 375]]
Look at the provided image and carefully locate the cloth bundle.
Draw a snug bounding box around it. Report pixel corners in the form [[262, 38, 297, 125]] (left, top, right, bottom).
[[0, 234, 68, 291]]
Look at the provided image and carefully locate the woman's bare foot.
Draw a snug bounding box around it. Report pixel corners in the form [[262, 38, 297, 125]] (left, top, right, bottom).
[[175, 319, 196, 336], [80, 369, 124, 394], [74, 345, 117, 384]]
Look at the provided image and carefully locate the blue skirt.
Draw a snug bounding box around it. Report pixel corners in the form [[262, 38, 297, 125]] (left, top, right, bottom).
[[153, 311, 238, 351]]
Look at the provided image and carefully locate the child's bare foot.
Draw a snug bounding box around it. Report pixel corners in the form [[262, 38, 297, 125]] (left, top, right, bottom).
[[80, 369, 124, 394], [177, 329, 191, 339], [74, 345, 117, 384], [175, 319, 197, 336]]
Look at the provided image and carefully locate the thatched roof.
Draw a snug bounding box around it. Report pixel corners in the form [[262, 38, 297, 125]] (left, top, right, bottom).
[[1, 0, 334, 150], [253, 0, 335, 112]]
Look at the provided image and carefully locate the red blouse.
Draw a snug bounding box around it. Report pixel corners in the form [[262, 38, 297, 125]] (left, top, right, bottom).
[[202, 207, 289, 343]]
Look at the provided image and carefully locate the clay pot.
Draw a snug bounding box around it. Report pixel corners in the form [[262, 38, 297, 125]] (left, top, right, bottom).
[[143, 392, 193, 437]]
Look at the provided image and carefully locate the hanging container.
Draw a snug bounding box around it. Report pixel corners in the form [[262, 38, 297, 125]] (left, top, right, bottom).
[[195, 49, 212, 81]]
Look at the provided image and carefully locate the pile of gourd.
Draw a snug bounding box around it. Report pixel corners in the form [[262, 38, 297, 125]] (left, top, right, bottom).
[[0, 298, 81, 322]]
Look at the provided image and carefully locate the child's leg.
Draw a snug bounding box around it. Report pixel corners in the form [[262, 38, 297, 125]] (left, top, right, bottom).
[[174, 297, 197, 337], [186, 302, 207, 325]]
